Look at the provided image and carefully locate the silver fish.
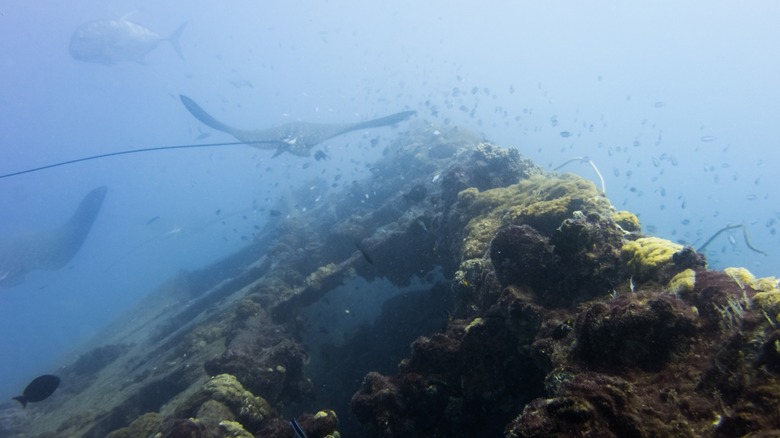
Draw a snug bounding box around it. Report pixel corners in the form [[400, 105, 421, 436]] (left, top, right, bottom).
[[69, 16, 186, 65]]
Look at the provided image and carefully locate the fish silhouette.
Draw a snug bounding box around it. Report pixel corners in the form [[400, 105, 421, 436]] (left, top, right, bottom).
[[69, 15, 186, 65], [0, 186, 107, 288], [13, 375, 60, 408], [180, 95, 415, 157]]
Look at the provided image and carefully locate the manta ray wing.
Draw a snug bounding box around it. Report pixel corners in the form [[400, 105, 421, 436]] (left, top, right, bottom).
[[0, 186, 107, 288], [179, 95, 415, 157], [179, 95, 293, 152]]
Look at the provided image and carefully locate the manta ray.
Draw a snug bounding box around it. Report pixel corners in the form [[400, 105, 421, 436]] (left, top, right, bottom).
[[180, 95, 416, 157], [0, 186, 107, 288]]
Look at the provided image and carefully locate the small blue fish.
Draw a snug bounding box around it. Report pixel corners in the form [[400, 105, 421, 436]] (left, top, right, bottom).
[[290, 418, 308, 438]]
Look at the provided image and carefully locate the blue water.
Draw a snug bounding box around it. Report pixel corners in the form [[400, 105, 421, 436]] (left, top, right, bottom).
[[1, 1, 778, 404]]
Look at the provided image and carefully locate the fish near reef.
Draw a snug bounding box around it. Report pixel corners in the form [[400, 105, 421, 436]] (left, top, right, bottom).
[[69, 16, 187, 65], [0, 186, 107, 288], [180, 95, 416, 157], [13, 375, 60, 408]]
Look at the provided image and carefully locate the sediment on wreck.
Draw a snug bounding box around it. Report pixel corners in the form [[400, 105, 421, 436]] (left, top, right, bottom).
[[7, 119, 780, 438]]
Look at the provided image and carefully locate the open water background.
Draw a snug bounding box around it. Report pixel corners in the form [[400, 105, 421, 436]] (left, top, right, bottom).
[[1, 1, 778, 403]]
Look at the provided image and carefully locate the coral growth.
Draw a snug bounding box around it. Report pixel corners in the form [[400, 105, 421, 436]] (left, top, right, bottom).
[[175, 374, 272, 431], [18, 123, 780, 438], [449, 174, 611, 261], [611, 210, 641, 233], [105, 412, 161, 438], [203, 316, 309, 407], [621, 236, 704, 282]]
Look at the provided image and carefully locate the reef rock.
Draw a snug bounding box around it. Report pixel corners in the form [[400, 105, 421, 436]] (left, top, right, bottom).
[[13, 122, 780, 438], [175, 374, 272, 431]]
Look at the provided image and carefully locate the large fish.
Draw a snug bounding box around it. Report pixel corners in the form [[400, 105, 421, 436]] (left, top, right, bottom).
[[0, 186, 107, 288], [180, 95, 416, 157], [69, 16, 187, 65]]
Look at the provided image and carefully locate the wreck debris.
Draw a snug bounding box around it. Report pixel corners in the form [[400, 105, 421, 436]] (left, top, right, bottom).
[[11, 121, 780, 438]]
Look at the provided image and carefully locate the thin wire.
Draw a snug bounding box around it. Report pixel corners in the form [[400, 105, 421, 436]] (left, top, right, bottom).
[[554, 156, 606, 194], [697, 223, 767, 256], [0, 140, 275, 180]]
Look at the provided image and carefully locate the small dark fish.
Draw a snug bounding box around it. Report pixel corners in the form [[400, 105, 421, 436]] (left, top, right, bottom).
[[559, 131, 572, 138], [290, 417, 308, 438], [195, 132, 211, 141], [215, 209, 221, 215], [269, 209, 282, 217], [314, 150, 328, 161], [13, 375, 60, 408], [355, 241, 374, 265], [145, 215, 160, 225], [403, 184, 427, 203]]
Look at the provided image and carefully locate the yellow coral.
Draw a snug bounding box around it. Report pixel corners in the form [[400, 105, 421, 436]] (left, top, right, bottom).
[[668, 269, 696, 294], [724, 267, 780, 292], [621, 237, 683, 281], [612, 210, 641, 233], [455, 174, 611, 261], [465, 317, 484, 333], [218, 420, 254, 438], [754, 276, 780, 292], [723, 267, 756, 289], [753, 291, 780, 312], [180, 374, 272, 425], [753, 291, 780, 324]]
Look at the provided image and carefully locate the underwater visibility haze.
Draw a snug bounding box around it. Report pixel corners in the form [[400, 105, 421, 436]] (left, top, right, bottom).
[[1, 1, 779, 436]]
